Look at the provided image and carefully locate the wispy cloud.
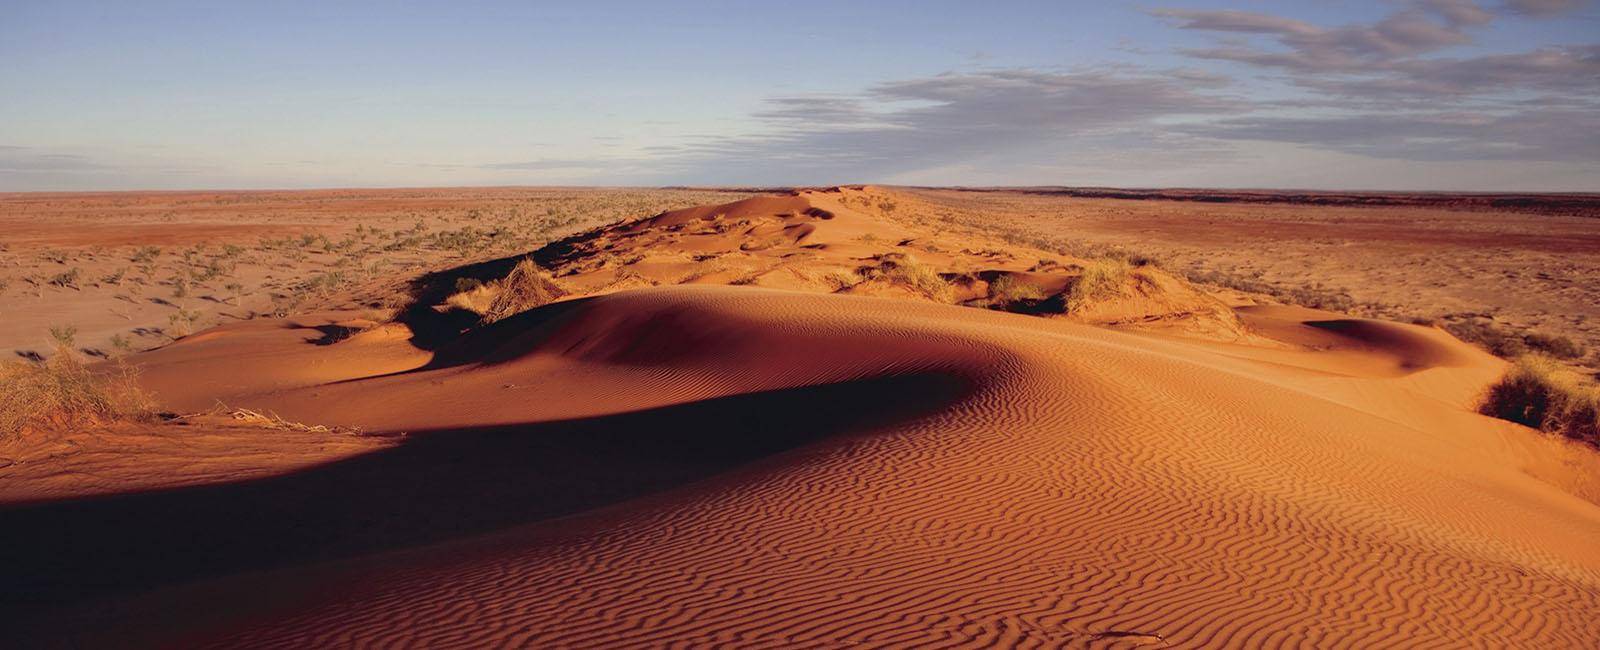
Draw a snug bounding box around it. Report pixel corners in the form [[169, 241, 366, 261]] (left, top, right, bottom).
[[660, 68, 1241, 182], [0, 148, 111, 173], [1501, 0, 1591, 16]]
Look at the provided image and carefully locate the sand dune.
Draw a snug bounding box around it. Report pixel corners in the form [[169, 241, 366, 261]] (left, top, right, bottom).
[[6, 190, 1600, 647]]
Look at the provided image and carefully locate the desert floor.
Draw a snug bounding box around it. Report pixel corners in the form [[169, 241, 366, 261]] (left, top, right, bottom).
[[898, 187, 1600, 376], [3, 186, 1599, 648]]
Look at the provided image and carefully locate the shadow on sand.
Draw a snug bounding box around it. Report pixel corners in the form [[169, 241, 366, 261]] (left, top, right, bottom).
[[3, 371, 969, 630]]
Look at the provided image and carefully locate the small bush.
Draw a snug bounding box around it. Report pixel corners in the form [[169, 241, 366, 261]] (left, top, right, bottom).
[[988, 274, 1046, 306], [0, 346, 156, 435], [820, 269, 862, 292], [857, 253, 949, 302], [50, 268, 83, 289], [1522, 331, 1585, 360], [1066, 257, 1132, 313], [131, 246, 162, 263], [1480, 355, 1599, 447]]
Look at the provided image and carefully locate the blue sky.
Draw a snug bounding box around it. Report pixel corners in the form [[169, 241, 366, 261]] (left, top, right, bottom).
[[2, 0, 1596, 191]]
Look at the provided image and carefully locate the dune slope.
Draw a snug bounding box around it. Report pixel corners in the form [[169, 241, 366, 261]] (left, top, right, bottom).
[[10, 284, 1598, 648]]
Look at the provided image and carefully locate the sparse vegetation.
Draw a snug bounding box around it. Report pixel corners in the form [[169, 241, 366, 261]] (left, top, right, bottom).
[[48, 324, 78, 349], [131, 246, 162, 263], [857, 253, 950, 301], [167, 309, 201, 337], [109, 333, 134, 356], [1480, 355, 1599, 447], [1443, 320, 1586, 360], [1066, 258, 1132, 313], [1185, 268, 1356, 313], [987, 274, 1047, 307], [820, 269, 862, 292], [49, 268, 83, 290], [1, 336, 156, 435]]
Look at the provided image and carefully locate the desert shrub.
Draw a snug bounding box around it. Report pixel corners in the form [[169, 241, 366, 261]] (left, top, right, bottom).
[[857, 253, 950, 301], [50, 268, 83, 289], [1065, 257, 1132, 312], [820, 269, 862, 291], [1281, 285, 1355, 312], [0, 346, 156, 436], [444, 283, 496, 314], [269, 293, 303, 318], [1480, 356, 1599, 447], [167, 309, 201, 337], [131, 246, 163, 263], [1183, 268, 1354, 313], [988, 274, 1047, 306], [304, 271, 350, 298], [1522, 331, 1586, 360], [483, 258, 569, 323], [1442, 320, 1585, 360], [48, 324, 78, 348]]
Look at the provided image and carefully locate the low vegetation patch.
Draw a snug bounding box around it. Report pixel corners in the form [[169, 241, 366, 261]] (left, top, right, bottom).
[[985, 273, 1052, 312], [857, 253, 950, 302], [0, 346, 156, 436], [988, 274, 1047, 304], [1065, 257, 1132, 313], [483, 258, 570, 323], [1443, 319, 1586, 360], [1480, 355, 1599, 447]]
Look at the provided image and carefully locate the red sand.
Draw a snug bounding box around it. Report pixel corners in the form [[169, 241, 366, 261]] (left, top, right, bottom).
[[4, 189, 1599, 647]]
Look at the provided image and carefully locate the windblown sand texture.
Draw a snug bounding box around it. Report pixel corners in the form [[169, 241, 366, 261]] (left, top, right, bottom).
[[4, 188, 1599, 648]]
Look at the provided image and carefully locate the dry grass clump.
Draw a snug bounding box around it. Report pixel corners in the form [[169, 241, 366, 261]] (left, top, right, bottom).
[[483, 258, 569, 323], [1065, 257, 1132, 313], [0, 349, 156, 436], [174, 404, 361, 434], [858, 253, 950, 302], [820, 269, 863, 292], [1480, 355, 1599, 447], [441, 258, 571, 323], [987, 274, 1047, 306], [445, 283, 498, 315]]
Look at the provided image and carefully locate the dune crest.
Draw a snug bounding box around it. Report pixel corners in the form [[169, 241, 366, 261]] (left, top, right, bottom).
[[520, 187, 1249, 339]]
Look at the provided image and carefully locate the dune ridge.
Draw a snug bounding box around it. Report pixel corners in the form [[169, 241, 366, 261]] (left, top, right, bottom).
[[6, 190, 1600, 648]]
